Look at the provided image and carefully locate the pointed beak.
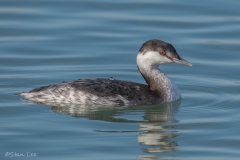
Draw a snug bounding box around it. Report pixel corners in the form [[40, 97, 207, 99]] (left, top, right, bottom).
[[172, 57, 192, 66]]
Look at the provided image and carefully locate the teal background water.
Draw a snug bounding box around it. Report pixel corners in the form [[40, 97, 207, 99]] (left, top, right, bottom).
[[1, 0, 240, 159]]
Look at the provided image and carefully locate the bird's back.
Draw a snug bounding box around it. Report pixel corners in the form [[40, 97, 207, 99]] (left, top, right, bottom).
[[20, 78, 161, 106]]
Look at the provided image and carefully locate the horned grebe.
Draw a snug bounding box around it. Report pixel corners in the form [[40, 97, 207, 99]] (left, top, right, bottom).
[[20, 39, 192, 106]]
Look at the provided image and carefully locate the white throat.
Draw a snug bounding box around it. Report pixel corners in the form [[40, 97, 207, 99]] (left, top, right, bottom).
[[136, 51, 181, 103]]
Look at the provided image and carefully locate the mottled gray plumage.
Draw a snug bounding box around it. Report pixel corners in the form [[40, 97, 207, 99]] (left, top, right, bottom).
[[25, 78, 160, 106], [20, 39, 192, 106]]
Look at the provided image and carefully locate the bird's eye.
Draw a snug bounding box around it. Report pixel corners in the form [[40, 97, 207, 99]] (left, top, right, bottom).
[[159, 51, 173, 61], [159, 51, 166, 56]]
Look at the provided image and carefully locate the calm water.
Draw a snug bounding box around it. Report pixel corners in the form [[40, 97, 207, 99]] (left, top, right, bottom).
[[1, 0, 240, 159]]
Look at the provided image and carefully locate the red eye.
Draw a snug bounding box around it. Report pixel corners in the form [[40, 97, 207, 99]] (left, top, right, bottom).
[[159, 51, 173, 61], [159, 51, 166, 56]]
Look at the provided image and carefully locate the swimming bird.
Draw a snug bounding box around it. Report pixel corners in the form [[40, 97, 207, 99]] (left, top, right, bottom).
[[20, 39, 192, 106]]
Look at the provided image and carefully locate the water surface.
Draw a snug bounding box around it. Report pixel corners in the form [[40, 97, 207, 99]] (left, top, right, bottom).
[[1, 0, 240, 160]]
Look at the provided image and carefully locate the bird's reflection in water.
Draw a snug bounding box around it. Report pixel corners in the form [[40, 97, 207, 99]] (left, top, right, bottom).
[[138, 100, 180, 156], [33, 99, 181, 159]]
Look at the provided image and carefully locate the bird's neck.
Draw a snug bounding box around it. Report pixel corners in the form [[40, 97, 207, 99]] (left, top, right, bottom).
[[137, 58, 181, 103]]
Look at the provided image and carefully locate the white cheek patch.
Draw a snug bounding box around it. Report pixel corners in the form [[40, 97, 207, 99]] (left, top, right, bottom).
[[137, 51, 173, 68]]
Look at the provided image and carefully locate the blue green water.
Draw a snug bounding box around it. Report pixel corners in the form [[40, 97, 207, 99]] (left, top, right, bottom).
[[1, 0, 240, 159]]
